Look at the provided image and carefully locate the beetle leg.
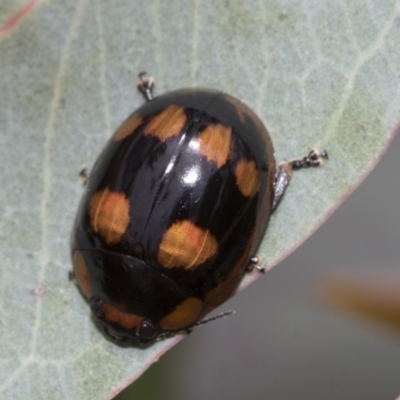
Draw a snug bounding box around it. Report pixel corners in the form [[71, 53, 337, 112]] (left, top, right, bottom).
[[90, 297, 105, 319], [137, 71, 155, 102], [272, 163, 291, 210], [272, 149, 328, 210], [246, 255, 265, 273], [79, 168, 89, 187]]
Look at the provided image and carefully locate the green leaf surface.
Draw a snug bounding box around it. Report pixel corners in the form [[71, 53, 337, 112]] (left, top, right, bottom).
[[0, 1, 399, 399]]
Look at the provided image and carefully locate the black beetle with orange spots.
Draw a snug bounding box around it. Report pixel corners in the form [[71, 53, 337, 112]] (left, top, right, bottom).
[[70, 73, 327, 344]]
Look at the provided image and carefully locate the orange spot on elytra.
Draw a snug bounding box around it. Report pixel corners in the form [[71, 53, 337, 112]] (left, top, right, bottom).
[[89, 187, 130, 245], [144, 105, 186, 141], [114, 114, 143, 141], [235, 159, 260, 197], [102, 302, 144, 330], [160, 297, 203, 330], [158, 220, 218, 269], [199, 123, 232, 168], [73, 251, 92, 298]]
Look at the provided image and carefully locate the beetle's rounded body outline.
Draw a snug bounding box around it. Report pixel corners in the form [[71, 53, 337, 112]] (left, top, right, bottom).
[[71, 77, 327, 344]]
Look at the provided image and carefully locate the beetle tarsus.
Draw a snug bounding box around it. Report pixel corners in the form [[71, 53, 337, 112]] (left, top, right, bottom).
[[79, 168, 89, 187], [137, 71, 155, 102], [289, 149, 328, 170], [246, 255, 265, 273]]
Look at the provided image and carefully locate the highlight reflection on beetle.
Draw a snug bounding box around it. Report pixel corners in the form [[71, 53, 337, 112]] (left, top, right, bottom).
[[70, 73, 327, 344]]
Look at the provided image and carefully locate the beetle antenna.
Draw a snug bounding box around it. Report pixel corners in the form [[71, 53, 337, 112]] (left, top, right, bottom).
[[156, 311, 236, 342], [188, 310, 236, 330]]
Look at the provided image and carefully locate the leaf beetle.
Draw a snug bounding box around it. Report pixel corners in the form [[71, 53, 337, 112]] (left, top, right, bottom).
[[70, 73, 327, 344]]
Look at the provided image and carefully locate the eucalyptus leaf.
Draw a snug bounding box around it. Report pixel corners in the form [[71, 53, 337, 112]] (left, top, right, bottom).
[[0, 1, 399, 399]]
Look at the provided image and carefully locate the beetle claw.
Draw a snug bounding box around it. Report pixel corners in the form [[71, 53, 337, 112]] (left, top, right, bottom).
[[137, 72, 155, 102]]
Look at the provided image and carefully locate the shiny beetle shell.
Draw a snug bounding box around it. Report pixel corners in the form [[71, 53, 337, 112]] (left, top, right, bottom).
[[71, 88, 275, 343]]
